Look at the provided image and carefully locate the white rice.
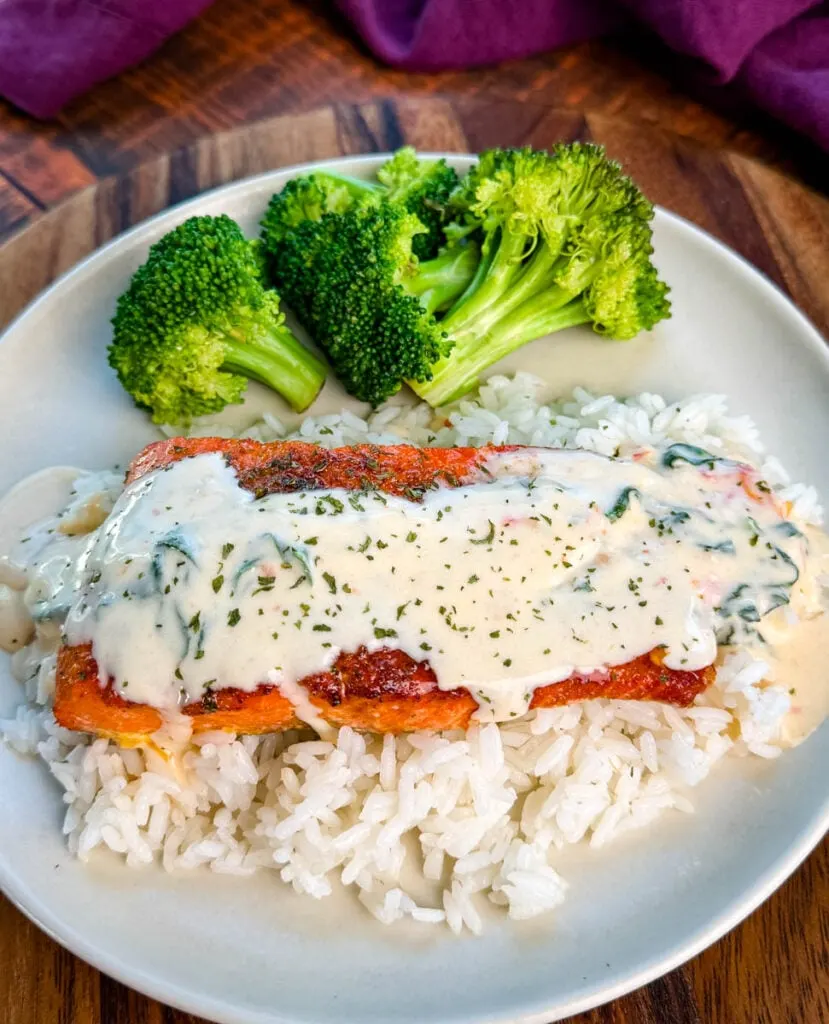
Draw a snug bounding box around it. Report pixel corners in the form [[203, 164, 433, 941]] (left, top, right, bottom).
[[1, 373, 822, 933]]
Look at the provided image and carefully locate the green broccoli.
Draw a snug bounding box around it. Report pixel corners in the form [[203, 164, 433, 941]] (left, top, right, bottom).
[[109, 214, 326, 425], [410, 144, 670, 406], [305, 147, 459, 259], [261, 144, 670, 409], [261, 177, 478, 405], [374, 148, 460, 259]]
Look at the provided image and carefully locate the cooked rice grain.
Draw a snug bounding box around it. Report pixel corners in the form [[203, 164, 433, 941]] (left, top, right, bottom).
[[2, 374, 816, 933]]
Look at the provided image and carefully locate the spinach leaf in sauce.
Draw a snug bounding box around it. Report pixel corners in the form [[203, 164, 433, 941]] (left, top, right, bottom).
[[606, 487, 639, 522], [661, 444, 733, 470]]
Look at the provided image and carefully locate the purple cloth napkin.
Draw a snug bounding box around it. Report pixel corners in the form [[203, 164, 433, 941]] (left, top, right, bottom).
[[0, 0, 213, 119], [337, 0, 829, 151], [0, 0, 827, 154]]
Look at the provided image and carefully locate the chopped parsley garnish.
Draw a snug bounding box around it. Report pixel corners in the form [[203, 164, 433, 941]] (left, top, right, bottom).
[[373, 627, 398, 640], [470, 520, 496, 545]]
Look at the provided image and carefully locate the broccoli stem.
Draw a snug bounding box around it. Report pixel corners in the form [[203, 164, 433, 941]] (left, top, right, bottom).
[[411, 293, 592, 407], [440, 229, 530, 334], [443, 239, 566, 342], [404, 244, 479, 315], [313, 171, 382, 199], [440, 240, 496, 321], [221, 329, 326, 413]]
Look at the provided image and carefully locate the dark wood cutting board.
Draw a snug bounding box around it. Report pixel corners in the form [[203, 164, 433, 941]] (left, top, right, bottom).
[[0, 97, 827, 1024]]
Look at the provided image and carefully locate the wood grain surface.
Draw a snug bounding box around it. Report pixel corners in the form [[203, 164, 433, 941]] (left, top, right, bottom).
[[1, 0, 829, 250], [1, 98, 828, 1024]]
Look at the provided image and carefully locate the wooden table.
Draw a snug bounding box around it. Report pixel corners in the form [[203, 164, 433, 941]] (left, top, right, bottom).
[[0, 5, 827, 1022], [1, 0, 829, 241]]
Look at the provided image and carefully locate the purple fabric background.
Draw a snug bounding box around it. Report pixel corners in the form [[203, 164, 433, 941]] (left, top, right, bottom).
[[0, 0, 213, 119], [337, 0, 829, 150], [0, 0, 826, 153]]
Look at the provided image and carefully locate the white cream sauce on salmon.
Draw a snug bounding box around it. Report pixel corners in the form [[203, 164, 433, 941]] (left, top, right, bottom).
[[11, 444, 822, 726]]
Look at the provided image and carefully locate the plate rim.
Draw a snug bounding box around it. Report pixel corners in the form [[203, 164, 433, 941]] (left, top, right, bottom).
[[1, 151, 828, 1024]]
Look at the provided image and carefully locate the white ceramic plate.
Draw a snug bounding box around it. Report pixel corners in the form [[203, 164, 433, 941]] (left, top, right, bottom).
[[1, 155, 828, 1024]]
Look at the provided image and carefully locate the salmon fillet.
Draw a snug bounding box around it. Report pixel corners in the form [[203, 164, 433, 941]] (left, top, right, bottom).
[[54, 438, 714, 739]]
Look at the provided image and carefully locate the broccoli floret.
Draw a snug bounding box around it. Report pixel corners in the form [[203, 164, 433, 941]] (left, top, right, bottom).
[[409, 144, 670, 406], [109, 214, 326, 425], [261, 144, 669, 410], [257, 176, 356, 252], [261, 181, 478, 405], [300, 148, 459, 260], [374, 148, 460, 259]]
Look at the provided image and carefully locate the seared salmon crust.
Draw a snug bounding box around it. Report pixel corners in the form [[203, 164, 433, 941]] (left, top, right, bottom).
[[54, 439, 714, 738]]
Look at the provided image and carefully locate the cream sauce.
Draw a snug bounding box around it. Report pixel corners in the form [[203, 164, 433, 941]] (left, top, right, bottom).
[[0, 467, 84, 653], [762, 528, 829, 746], [0, 466, 85, 564], [32, 445, 820, 725], [0, 466, 121, 655], [776, 615, 829, 745]]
